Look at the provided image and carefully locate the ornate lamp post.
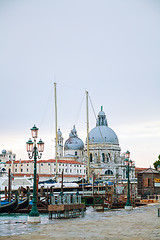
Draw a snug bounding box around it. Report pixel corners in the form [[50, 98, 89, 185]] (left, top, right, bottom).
[[124, 150, 133, 210], [26, 124, 44, 223]]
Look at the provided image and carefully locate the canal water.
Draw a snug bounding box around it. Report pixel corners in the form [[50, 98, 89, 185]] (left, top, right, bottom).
[[0, 205, 157, 236]]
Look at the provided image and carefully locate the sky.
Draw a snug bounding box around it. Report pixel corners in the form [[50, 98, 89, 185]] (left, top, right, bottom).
[[0, 0, 160, 167]]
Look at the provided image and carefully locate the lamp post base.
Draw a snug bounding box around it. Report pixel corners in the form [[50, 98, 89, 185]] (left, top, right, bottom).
[[27, 216, 41, 223], [125, 205, 133, 211]]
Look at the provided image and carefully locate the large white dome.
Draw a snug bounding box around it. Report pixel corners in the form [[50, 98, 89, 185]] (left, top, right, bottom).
[[88, 106, 119, 144], [89, 126, 119, 144]]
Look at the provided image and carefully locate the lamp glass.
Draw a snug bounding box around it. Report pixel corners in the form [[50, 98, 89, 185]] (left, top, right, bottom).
[[31, 124, 39, 138], [26, 139, 33, 152], [37, 139, 44, 152], [126, 150, 130, 159], [124, 159, 128, 166]]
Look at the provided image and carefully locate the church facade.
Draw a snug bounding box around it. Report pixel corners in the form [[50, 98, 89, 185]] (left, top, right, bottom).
[[57, 107, 135, 181]]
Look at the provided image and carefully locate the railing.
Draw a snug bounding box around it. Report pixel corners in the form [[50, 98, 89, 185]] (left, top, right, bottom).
[[50, 194, 82, 205]]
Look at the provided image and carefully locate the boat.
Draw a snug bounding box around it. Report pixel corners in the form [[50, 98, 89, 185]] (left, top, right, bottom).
[[39, 178, 56, 184], [38, 174, 80, 189], [0, 194, 30, 213], [0, 197, 18, 213], [39, 181, 79, 189], [17, 195, 30, 210]]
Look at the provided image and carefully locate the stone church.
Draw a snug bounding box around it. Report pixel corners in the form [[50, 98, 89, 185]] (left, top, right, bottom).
[[57, 107, 135, 181]]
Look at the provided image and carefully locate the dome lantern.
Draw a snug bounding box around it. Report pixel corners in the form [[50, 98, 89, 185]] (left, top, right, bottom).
[[96, 106, 108, 127]]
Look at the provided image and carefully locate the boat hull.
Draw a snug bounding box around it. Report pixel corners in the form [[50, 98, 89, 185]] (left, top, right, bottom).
[[17, 196, 30, 210], [0, 197, 18, 213]]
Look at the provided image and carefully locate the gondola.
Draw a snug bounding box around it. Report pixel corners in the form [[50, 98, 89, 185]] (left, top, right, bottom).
[[17, 195, 30, 210], [0, 197, 18, 213]]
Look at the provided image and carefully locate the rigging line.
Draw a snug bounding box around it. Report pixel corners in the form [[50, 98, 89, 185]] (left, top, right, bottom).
[[88, 95, 97, 121], [55, 82, 85, 129], [89, 95, 105, 143], [56, 81, 88, 93], [75, 91, 86, 126], [39, 85, 54, 127]]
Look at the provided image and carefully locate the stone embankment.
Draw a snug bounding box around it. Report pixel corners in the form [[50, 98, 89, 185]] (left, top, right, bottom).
[[1, 204, 160, 240]]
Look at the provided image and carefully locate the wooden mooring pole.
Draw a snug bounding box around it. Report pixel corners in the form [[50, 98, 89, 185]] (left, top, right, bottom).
[[8, 168, 11, 202], [61, 171, 63, 194]]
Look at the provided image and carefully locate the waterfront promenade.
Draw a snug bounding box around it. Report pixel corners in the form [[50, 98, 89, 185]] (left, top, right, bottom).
[[1, 204, 160, 240]]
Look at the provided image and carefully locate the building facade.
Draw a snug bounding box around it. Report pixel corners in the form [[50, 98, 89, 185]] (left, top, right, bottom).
[[1, 107, 136, 183], [4, 159, 86, 182], [137, 167, 160, 197], [56, 107, 135, 182], [0, 150, 16, 163], [86, 107, 135, 180]]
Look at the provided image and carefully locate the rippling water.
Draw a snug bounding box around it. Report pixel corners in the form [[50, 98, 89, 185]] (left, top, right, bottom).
[[0, 212, 48, 236], [0, 204, 157, 236]]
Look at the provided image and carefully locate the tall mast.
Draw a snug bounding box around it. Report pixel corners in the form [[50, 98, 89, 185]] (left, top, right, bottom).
[[86, 91, 90, 183], [54, 82, 58, 181]]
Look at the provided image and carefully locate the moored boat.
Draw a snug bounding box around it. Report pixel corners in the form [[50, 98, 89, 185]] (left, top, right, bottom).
[[17, 195, 30, 210], [0, 197, 18, 213]]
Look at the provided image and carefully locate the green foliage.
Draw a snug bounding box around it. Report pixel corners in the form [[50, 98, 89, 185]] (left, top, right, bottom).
[[153, 159, 160, 170]]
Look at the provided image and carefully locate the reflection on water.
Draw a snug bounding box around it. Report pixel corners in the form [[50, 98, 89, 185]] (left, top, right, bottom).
[[0, 204, 157, 236]]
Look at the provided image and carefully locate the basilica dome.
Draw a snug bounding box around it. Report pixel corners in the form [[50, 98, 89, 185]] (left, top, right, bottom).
[[89, 106, 119, 144], [64, 125, 84, 150]]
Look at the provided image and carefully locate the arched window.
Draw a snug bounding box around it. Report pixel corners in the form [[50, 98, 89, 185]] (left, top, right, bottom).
[[105, 169, 113, 175], [94, 153, 97, 163], [102, 153, 105, 162], [148, 178, 151, 187], [108, 153, 111, 161], [90, 153, 92, 162]]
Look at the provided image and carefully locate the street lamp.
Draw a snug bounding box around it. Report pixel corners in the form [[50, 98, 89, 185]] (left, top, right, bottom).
[[26, 124, 44, 223], [124, 150, 133, 210]]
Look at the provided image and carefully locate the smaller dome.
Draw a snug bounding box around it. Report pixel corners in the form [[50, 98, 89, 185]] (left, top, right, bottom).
[[2, 149, 6, 155], [64, 125, 84, 150], [57, 128, 62, 137]]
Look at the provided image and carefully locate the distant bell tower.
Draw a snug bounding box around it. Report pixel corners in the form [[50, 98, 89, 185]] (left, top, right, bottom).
[[57, 128, 63, 157]]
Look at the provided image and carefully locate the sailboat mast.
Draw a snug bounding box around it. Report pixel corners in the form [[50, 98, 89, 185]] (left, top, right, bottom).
[[54, 82, 58, 181], [86, 91, 90, 183]]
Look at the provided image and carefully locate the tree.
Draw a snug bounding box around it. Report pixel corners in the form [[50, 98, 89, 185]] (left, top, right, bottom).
[[153, 155, 160, 170]]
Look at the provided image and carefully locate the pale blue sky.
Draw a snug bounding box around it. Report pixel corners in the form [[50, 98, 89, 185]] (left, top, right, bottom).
[[0, 0, 160, 167]]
